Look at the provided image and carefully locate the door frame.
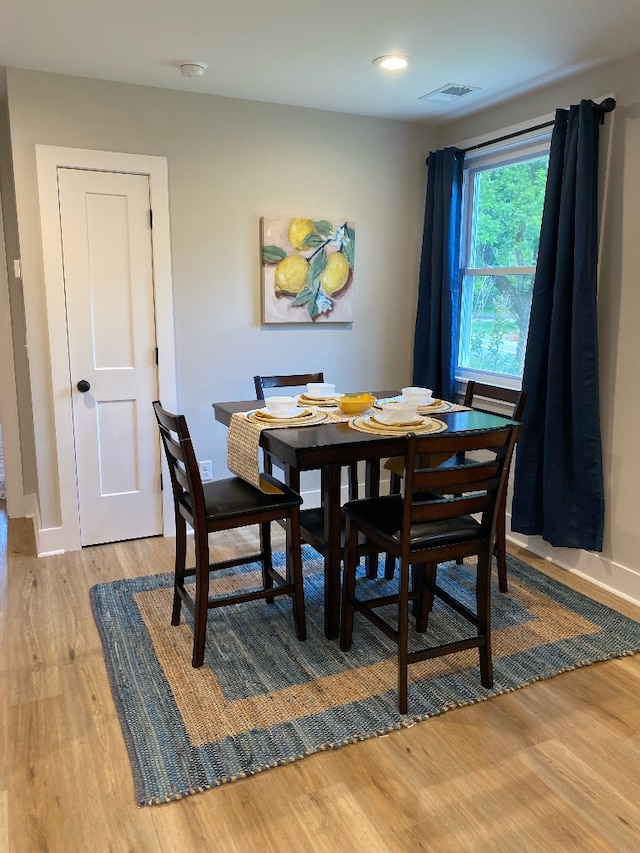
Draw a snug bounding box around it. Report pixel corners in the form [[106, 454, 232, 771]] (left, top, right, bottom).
[[36, 146, 177, 552]]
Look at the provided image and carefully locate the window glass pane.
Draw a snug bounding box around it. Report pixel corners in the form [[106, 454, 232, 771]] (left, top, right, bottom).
[[458, 274, 534, 377], [470, 156, 548, 268]]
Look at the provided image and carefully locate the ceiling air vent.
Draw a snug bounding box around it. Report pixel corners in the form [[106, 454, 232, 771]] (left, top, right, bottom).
[[419, 83, 479, 103]]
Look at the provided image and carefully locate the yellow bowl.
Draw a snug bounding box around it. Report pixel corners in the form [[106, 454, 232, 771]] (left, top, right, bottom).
[[337, 393, 376, 415]]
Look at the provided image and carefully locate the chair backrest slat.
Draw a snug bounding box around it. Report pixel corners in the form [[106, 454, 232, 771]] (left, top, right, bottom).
[[412, 458, 501, 493], [410, 492, 493, 523], [464, 380, 527, 421], [153, 401, 206, 525], [254, 372, 324, 400]]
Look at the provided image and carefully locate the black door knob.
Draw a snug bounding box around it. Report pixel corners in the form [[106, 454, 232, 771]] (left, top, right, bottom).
[[77, 380, 91, 393]]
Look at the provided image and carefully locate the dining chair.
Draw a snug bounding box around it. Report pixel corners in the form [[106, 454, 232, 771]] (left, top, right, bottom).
[[385, 381, 527, 592], [153, 400, 306, 668], [254, 372, 360, 500], [455, 381, 527, 592], [340, 423, 520, 714]]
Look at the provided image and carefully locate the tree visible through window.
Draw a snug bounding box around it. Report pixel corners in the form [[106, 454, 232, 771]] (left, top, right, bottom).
[[458, 141, 549, 379]]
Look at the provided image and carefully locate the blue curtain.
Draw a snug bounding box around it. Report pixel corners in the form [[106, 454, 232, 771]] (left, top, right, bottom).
[[412, 147, 465, 400], [512, 100, 604, 551]]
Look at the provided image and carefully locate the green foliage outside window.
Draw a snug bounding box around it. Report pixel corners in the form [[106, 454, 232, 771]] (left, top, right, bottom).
[[461, 153, 549, 377]]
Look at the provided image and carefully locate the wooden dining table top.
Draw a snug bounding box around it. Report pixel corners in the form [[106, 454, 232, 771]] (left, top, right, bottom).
[[213, 393, 521, 639]]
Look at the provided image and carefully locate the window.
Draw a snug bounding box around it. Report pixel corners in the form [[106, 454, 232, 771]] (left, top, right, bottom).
[[457, 134, 550, 384]]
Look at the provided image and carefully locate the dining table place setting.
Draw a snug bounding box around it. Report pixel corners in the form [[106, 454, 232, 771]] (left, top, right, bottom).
[[374, 386, 465, 416], [347, 386, 456, 436], [297, 381, 344, 409]]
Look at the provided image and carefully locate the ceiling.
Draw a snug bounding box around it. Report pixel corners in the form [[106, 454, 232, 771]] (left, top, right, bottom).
[[2, 0, 640, 123]]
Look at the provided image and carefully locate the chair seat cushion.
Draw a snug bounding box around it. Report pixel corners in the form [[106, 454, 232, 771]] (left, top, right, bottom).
[[180, 474, 302, 522], [343, 495, 481, 548]]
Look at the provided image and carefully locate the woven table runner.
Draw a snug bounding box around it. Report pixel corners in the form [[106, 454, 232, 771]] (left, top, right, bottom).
[[227, 409, 330, 492]]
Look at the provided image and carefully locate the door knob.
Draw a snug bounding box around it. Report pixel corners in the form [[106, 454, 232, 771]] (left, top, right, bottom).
[[77, 379, 91, 393]]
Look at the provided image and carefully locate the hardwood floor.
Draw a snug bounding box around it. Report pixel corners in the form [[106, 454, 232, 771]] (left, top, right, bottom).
[[2, 503, 640, 852]]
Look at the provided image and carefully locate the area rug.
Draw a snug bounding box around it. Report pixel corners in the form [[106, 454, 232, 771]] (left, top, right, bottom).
[[90, 548, 640, 806]]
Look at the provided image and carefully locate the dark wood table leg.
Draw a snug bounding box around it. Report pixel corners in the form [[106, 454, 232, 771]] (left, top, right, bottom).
[[364, 459, 381, 578], [323, 463, 343, 639], [284, 464, 301, 598]]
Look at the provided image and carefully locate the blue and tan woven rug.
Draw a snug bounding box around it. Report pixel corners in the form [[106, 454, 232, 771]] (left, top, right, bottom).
[[90, 548, 640, 806]]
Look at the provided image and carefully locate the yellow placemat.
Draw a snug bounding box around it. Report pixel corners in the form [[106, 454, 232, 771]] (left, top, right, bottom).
[[227, 410, 327, 492]]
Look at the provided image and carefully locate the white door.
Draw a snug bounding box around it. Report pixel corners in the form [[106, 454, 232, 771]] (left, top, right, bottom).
[[57, 168, 162, 546]]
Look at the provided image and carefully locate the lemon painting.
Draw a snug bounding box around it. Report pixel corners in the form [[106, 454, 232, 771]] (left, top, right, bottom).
[[261, 216, 355, 323]]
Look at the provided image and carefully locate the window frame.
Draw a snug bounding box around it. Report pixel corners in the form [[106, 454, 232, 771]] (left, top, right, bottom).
[[455, 131, 552, 389]]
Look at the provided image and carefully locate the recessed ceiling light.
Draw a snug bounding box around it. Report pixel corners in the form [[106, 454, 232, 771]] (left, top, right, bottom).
[[373, 55, 409, 71]]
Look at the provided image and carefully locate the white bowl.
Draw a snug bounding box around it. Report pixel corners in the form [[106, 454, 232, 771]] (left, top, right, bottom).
[[401, 386, 433, 405], [379, 400, 419, 424], [306, 382, 335, 397], [265, 395, 299, 417]]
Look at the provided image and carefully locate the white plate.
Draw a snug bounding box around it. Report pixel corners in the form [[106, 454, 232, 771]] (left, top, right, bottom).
[[257, 406, 309, 420]]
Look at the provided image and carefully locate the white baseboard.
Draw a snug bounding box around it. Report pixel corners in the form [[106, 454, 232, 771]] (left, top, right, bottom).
[[507, 520, 640, 608], [27, 494, 66, 556]]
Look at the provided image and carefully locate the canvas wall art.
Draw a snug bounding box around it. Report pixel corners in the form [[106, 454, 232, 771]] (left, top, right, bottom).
[[260, 216, 355, 323]]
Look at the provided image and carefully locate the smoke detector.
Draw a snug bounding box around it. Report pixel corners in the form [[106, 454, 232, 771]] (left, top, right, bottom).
[[419, 83, 479, 103], [180, 61, 208, 78]]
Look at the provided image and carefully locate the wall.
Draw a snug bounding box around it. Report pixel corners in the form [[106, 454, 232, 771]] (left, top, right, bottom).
[[0, 100, 36, 514], [3, 69, 435, 531], [5, 58, 639, 604], [437, 52, 640, 602]]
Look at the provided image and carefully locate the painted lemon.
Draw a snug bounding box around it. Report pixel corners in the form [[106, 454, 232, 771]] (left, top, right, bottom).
[[288, 218, 316, 251], [320, 252, 350, 294], [274, 254, 309, 293]]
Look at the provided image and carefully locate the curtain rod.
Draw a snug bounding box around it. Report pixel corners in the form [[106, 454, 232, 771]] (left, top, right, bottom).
[[427, 98, 616, 163]]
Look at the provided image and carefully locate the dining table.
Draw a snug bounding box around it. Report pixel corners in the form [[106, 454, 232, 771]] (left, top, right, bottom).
[[213, 392, 521, 640]]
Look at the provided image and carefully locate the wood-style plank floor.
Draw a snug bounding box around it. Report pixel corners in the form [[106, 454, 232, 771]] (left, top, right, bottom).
[[2, 502, 640, 853]]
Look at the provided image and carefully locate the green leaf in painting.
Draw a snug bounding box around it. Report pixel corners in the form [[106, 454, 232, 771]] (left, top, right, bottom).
[[291, 286, 313, 307], [309, 250, 327, 278], [302, 232, 327, 249], [262, 245, 287, 264], [342, 226, 355, 268], [313, 220, 334, 237]]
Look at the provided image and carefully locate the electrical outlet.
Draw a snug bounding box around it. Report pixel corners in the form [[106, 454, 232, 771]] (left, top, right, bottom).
[[198, 460, 212, 481]]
